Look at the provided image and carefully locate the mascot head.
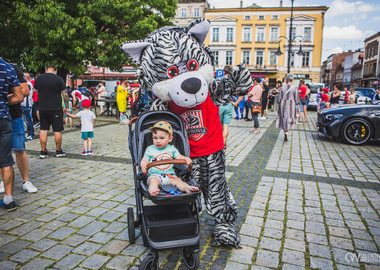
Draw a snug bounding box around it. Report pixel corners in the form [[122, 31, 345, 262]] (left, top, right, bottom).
[[121, 19, 214, 108]]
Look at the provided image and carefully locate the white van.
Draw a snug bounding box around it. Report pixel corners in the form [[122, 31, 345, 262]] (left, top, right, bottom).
[[307, 83, 325, 110], [82, 80, 119, 97]]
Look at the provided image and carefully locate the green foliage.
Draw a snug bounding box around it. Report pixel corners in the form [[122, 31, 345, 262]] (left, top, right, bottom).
[[0, 0, 177, 76]]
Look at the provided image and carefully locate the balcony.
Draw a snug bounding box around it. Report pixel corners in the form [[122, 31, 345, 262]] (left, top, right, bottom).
[[363, 73, 376, 78]]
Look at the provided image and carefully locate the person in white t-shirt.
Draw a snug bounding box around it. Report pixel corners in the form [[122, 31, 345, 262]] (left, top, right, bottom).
[[65, 99, 96, 155]]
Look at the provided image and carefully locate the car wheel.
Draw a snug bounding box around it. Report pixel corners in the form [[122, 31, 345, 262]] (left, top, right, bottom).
[[342, 118, 372, 145]]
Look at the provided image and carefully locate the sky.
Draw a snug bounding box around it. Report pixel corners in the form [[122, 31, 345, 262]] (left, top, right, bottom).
[[207, 0, 380, 63]]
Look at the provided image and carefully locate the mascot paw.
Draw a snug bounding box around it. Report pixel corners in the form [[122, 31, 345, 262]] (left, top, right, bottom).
[[212, 223, 241, 249]]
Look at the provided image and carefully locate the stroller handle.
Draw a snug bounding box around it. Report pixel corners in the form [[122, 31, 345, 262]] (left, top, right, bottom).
[[146, 159, 192, 173]]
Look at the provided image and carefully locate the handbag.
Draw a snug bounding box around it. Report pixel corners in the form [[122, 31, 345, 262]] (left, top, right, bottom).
[[252, 105, 261, 114]]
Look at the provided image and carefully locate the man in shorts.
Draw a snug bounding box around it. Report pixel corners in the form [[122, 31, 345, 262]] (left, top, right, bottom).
[[0, 58, 24, 211], [0, 64, 38, 194], [34, 66, 68, 158]]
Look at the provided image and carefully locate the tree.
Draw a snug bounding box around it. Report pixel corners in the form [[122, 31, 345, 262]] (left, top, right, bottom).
[[0, 0, 177, 78]]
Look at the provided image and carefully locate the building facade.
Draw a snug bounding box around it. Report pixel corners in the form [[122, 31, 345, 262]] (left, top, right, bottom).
[[351, 54, 363, 87], [362, 32, 380, 87], [204, 4, 328, 86], [342, 50, 362, 88], [321, 51, 354, 90], [173, 0, 209, 27]]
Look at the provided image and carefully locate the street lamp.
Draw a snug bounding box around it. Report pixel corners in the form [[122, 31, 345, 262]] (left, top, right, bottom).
[[274, 0, 305, 74]]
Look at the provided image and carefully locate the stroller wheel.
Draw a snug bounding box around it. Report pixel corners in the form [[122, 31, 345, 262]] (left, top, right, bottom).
[[128, 207, 135, 244], [182, 246, 200, 270], [139, 253, 159, 270]]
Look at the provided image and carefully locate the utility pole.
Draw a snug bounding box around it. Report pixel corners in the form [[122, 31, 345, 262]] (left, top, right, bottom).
[[287, 0, 295, 74]]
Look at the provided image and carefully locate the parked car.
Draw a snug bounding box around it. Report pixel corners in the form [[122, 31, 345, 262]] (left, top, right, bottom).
[[355, 87, 376, 99], [307, 83, 324, 110], [317, 104, 380, 145], [339, 90, 346, 104], [355, 92, 372, 104]]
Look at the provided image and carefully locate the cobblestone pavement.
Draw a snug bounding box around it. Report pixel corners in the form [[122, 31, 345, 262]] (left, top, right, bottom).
[[0, 111, 379, 270]]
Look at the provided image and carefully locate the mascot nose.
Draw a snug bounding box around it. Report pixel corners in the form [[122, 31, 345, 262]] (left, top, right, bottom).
[[181, 78, 201, 94]]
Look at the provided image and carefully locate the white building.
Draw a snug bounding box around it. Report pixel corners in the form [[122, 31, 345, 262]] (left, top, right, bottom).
[[172, 0, 209, 27], [342, 50, 363, 88]]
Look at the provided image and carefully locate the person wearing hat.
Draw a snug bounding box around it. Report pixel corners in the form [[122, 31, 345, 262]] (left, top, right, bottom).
[[318, 88, 330, 112], [64, 99, 96, 155], [140, 121, 199, 196]]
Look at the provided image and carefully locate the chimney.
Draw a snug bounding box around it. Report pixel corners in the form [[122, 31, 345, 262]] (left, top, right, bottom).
[[240, 0, 243, 8], [280, 0, 283, 7]]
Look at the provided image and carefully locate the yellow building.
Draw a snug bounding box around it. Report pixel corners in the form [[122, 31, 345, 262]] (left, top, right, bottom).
[[204, 4, 328, 86]]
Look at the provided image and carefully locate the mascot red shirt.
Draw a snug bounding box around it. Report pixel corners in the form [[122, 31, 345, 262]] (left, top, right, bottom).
[[168, 94, 224, 157]]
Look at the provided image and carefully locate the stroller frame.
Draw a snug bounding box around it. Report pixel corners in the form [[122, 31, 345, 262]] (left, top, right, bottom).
[[128, 110, 202, 270]]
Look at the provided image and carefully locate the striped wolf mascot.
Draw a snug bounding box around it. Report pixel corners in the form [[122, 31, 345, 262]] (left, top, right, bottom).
[[121, 18, 253, 248]]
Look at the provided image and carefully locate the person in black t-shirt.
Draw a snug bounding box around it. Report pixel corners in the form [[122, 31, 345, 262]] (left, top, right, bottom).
[[0, 63, 38, 195], [34, 66, 68, 159], [260, 79, 270, 119]]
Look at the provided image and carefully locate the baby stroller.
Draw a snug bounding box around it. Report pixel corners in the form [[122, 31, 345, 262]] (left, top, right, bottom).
[[128, 110, 202, 270]]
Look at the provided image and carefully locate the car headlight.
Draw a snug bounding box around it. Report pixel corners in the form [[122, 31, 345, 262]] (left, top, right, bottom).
[[325, 114, 343, 121]]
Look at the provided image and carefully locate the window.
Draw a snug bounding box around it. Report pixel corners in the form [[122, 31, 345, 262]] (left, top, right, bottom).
[[213, 51, 219, 65], [302, 52, 310, 66], [291, 27, 296, 41], [270, 27, 279, 42], [226, 51, 233, 65], [256, 27, 265, 42], [243, 27, 251, 42], [244, 15, 251, 20], [194, 8, 199, 17], [181, 9, 186, 18], [256, 51, 264, 65], [212, 28, 219, 42], [258, 15, 265, 20], [290, 52, 295, 66], [227, 28, 233, 42], [269, 51, 277, 65], [272, 15, 278, 20], [243, 51, 251, 65], [304, 27, 311, 42]]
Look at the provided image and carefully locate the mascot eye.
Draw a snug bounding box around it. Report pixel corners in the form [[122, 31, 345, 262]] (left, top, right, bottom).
[[167, 66, 179, 78], [187, 60, 198, 71]]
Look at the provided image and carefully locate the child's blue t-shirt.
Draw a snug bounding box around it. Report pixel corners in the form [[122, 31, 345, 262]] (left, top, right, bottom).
[[143, 144, 180, 175]]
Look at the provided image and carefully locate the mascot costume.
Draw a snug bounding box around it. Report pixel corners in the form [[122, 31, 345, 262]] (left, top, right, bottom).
[[121, 18, 253, 248]]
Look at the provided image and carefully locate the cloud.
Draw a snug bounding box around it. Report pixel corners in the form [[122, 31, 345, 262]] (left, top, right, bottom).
[[324, 25, 375, 40], [326, 0, 380, 17], [330, 46, 343, 54], [373, 16, 380, 22]]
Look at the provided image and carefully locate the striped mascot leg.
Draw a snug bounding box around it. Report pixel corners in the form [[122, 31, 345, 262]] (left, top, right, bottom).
[[192, 150, 241, 248]]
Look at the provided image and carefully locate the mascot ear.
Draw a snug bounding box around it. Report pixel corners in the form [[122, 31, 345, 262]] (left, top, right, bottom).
[[120, 41, 151, 63], [186, 19, 210, 44]]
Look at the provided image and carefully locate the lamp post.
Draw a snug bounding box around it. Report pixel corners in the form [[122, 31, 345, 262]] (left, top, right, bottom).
[[274, 0, 304, 74], [288, 0, 295, 74]]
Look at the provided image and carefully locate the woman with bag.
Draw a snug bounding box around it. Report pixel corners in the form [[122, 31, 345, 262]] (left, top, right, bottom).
[[248, 77, 262, 133], [276, 74, 300, 141]]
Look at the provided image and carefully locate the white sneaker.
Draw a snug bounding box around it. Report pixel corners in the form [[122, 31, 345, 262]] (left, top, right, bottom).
[[0, 181, 4, 193], [23, 181, 38, 193]]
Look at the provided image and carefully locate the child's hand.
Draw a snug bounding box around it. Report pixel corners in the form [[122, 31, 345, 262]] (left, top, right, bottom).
[[140, 159, 148, 174], [141, 164, 147, 174], [184, 157, 192, 166]]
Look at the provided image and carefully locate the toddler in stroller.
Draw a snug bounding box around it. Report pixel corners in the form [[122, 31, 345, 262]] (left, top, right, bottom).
[[128, 111, 202, 270], [140, 121, 199, 196]]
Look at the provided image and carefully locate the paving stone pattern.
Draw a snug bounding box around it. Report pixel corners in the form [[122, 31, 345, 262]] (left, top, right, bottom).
[[0, 112, 379, 270]]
